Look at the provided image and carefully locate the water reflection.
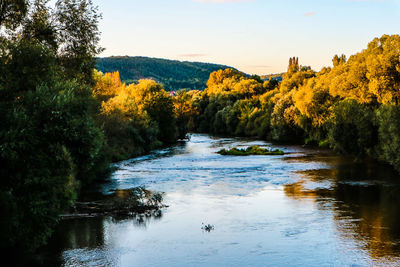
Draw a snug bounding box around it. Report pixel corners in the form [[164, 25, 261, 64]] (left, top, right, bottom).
[[284, 154, 400, 264], [36, 217, 106, 266]]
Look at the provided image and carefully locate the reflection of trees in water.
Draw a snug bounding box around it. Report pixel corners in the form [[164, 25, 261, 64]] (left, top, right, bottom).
[[284, 168, 337, 200], [54, 210, 164, 249], [284, 155, 400, 261], [111, 209, 164, 229], [52, 217, 106, 249], [334, 184, 400, 260], [35, 217, 106, 266], [40, 210, 164, 266]]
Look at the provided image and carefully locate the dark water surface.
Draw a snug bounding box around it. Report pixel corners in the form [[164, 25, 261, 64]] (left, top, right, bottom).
[[41, 134, 400, 266]]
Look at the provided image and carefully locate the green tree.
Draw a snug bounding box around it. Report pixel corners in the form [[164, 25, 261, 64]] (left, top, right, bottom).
[[0, 0, 106, 254], [55, 0, 103, 84], [327, 100, 377, 156], [375, 105, 400, 172], [140, 81, 178, 143], [0, 0, 27, 29]]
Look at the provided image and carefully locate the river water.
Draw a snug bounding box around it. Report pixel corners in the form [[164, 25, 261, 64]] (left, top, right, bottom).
[[41, 134, 400, 266]]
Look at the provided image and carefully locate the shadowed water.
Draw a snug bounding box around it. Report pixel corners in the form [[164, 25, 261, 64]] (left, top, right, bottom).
[[40, 134, 400, 266]]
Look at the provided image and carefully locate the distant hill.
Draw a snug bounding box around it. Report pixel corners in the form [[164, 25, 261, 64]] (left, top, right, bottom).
[[96, 56, 234, 91], [260, 73, 284, 82]]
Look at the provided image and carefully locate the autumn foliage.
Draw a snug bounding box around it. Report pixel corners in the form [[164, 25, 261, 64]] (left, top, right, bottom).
[[183, 34, 400, 172]]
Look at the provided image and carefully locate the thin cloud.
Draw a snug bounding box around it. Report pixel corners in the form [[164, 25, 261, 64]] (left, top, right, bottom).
[[195, 0, 253, 3], [304, 11, 315, 17]]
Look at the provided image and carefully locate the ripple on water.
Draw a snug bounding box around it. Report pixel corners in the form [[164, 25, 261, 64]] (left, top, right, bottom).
[[40, 134, 400, 267]]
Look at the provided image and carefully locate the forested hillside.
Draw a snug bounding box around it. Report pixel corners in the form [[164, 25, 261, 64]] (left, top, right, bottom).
[[260, 73, 284, 82], [96, 56, 233, 91]]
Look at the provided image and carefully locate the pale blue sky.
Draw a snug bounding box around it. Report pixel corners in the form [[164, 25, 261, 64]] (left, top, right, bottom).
[[96, 0, 400, 74]]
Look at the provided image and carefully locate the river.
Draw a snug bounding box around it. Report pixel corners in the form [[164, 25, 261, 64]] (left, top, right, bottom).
[[40, 134, 400, 266]]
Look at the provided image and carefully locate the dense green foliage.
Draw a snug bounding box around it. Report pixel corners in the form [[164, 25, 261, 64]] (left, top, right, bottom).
[[0, 0, 28, 29], [218, 146, 284, 156], [185, 35, 400, 173], [0, 1, 183, 255], [96, 56, 234, 91], [0, 0, 109, 253], [0, 0, 184, 256]]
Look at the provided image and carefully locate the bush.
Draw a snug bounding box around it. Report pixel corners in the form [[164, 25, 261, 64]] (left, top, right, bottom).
[[218, 146, 284, 156], [0, 90, 80, 251]]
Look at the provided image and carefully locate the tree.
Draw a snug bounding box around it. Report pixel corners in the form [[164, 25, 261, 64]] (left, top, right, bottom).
[[0, 0, 27, 29], [332, 54, 346, 67], [93, 70, 123, 102], [366, 35, 400, 104], [137, 81, 178, 143], [0, 0, 106, 254], [329, 35, 400, 105], [22, 0, 58, 50], [294, 69, 335, 128], [100, 77, 179, 156], [287, 56, 299, 74], [173, 90, 198, 139], [375, 105, 400, 172], [55, 0, 103, 84], [327, 100, 377, 156]]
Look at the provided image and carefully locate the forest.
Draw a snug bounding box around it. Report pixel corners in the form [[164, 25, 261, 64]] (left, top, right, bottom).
[[0, 0, 181, 257], [2, 0, 400, 261], [96, 56, 233, 91], [180, 37, 400, 174]]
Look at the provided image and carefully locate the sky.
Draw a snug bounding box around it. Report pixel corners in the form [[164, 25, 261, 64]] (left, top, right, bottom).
[[95, 0, 400, 75]]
